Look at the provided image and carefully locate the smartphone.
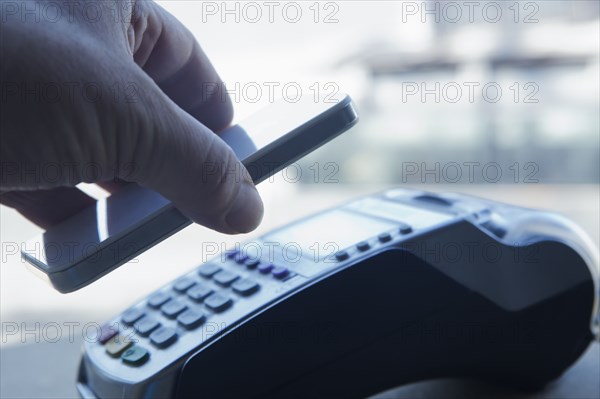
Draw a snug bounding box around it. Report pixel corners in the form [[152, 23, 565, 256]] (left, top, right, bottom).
[[21, 94, 358, 293]]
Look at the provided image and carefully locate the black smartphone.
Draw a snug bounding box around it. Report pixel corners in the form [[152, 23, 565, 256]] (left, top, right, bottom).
[[21, 94, 359, 293]]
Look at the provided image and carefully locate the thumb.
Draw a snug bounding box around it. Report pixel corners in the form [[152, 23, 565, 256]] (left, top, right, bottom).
[[123, 73, 263, 235]]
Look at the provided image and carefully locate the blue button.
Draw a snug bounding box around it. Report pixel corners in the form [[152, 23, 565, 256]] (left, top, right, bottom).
[[187, 284, 213, 302], [399, 223, 413, 234], [232, 279, 260, 296], [356, 242, 370, 252], [122, 308, 145, 326], [204, 293, 233, 312], [272, 266, 289, 279], [234, 253, 248, 264], [161, 300, 187, 319], [147, 292, 171, 309], [134, 317, 160, 337], [378, 233, 392, 243], [150, 327, 177, 348], [198, 263, 221, 278], [213, 270, 240, 286], [173, 277, 197, 293], [225, 249, 238, 259], [258, 263, 274, 274], [177, 310, 206, 330], [244, 258, 261, 269]]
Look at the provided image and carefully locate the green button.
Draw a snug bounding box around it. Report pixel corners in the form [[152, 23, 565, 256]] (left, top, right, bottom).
[[121, 345, 149, 366]]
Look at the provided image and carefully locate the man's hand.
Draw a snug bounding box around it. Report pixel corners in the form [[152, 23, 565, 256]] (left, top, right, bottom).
[[0, 0, 263, 234]]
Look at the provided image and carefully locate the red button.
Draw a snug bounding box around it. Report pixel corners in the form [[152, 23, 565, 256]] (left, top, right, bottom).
[[98, 324, 118, 344]]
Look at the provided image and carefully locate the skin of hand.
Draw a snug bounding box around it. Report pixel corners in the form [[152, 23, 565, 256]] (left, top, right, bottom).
[[0, 0, 264, 234]]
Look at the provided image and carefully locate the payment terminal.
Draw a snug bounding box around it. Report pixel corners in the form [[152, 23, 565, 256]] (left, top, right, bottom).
[[77, 188, 599, 398]]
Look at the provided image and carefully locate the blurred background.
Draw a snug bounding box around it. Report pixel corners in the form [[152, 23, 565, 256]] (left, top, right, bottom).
[[188, 0, 600, 185], [1, 1, 599, 397]]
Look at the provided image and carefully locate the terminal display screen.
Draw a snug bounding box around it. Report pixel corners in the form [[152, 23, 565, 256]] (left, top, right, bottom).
[[264, 210, 396, 260]]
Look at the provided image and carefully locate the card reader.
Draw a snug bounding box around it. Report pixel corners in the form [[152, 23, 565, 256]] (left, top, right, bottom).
[[77, 188, 599, 398]]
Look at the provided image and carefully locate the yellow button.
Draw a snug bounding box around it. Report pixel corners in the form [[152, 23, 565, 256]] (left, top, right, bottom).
[[105, 335, 133, 357]]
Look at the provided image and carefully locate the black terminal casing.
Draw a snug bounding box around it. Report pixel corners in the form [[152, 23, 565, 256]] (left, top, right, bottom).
[[77, 188, 599, 399]]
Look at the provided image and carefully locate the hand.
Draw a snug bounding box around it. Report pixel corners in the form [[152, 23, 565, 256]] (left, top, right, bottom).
[[0, 0, 263, 234]]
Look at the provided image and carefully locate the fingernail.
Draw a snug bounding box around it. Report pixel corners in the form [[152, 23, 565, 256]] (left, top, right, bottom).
[[225, 182, 264, 234]]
